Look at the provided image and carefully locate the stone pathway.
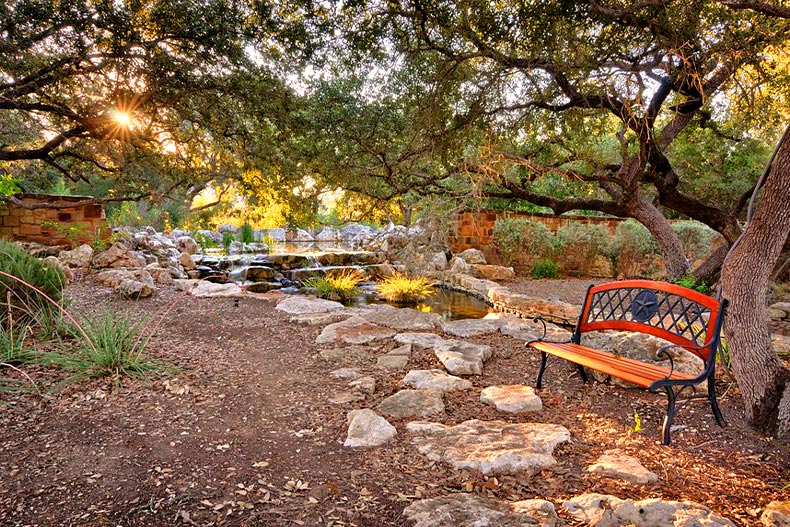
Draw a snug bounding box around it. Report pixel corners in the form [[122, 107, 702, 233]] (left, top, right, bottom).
[[267, 292, 742, 526]]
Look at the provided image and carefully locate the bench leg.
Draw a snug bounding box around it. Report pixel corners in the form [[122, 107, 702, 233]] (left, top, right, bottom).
[[662, 388, 677, 446], [576, 364, 589, 383], [536, 351, 548, 389], [707, 375, 726, 427]]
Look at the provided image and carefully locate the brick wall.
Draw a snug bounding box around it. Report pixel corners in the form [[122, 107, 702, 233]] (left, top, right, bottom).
[[0, 194, 106, 248], [451, 210, 624, 262]]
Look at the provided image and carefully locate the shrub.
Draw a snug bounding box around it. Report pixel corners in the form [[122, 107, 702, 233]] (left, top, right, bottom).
[[672, 221, 719, 260], [222, 231, 234, 252], [555, 223, 611, 275], [239, 222, 255, 244], [0, 241, 66, 328], [673, 273, 710, 294], [302, 270, 365, 302], [531, 259, 560, 279], [492, 218, 553, 266], [612, 219, 660, 277], [376, 273, 435, 304]]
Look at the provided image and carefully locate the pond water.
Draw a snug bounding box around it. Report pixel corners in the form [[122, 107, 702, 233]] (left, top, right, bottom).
[[348, 286, 494, 321]]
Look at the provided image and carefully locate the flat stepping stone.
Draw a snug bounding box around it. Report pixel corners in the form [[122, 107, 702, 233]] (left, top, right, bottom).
[[330, 368, 362, 380], [348, 376, 376, 395], [387, 343, 412, 357], [440, 318, 502, 337], [407, 419, 570, 475], [188, 281, 242, 298], [316, 316, 397, 345], [394, 332, 448, 349], [378, 389, 444, 417], [360, 306, 441, 330], [275, 295, 344, 314], [376, 354, 409, 370], [403, 369, 472, 392], [320, 346, 374, 365], [344, 409, 396, 448], [329, 391, 366, 405], [434, 341, 492, 375], [404, 494, 560, 527], [587, 450, 659, 485], [289, 311, 353, 326], [480, 385, 542, 413], [498, 315, 570, 342], [564, 493, 736, 527]]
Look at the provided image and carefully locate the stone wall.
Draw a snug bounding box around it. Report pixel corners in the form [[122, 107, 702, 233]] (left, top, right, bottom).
[[0, 194, 106, 248], [450, 210, 623, 262]]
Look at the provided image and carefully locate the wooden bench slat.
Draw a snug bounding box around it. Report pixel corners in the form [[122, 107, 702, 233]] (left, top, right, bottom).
[[530, 341, 695, 389]]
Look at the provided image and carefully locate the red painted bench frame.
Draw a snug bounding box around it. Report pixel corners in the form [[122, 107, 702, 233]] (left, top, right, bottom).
[[526, 280, 728, 445]]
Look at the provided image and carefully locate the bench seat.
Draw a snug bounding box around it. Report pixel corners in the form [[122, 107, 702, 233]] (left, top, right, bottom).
[[529, 341, 695, 389]]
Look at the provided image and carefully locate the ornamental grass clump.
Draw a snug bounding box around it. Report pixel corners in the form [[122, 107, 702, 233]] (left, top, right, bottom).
[[376, 273, 435, 304], [302, 269, 365, 302]]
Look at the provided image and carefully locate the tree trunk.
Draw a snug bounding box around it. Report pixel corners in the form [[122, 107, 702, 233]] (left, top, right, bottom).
[[721, 125, 790, 437], [631, 197, 688, 280]]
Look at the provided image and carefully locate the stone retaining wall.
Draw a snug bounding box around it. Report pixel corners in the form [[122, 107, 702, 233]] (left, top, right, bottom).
[[0, 193, 106, 248], [451, 210, 623, 262]]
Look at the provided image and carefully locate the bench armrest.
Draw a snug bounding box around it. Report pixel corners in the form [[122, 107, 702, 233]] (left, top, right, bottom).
[[651, 341, 715, 389], [525, 316, 572, 347]]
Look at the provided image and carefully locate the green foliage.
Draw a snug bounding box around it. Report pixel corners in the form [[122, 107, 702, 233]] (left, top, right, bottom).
[[302, 270, 365, 302], [0, 175, 21, 196], [672, 221, 719, 260], [492, 218, 553, 266], [611, 219, 660, 278], [376, 273, 436, 304], [531, 259, 560, 279], [222, 231, 234, 252], [555, 223, 610, 258], [239, 222, 255, 244], [674, 274, 710, 294], [0, 241, 66, 326], [194, 232, 218, 251], [58, 311, 166, 381], [41, 220, 88, 247]]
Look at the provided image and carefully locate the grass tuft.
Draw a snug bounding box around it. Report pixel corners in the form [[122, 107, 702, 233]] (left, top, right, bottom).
[[376, 273, 435, 304], [302, 269, 365, 302]]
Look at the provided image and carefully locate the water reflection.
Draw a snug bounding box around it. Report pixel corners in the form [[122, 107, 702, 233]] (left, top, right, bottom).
[[350, 287, 493, 321]]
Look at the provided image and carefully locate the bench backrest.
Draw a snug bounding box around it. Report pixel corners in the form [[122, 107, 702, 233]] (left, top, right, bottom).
[[574, 280, 727, 363]]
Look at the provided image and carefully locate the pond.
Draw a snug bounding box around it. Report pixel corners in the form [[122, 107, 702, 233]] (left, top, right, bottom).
[[347, 285, 494, 321]]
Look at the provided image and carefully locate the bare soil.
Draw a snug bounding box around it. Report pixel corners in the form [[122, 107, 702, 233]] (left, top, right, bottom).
[[1, 277, 788, 526]]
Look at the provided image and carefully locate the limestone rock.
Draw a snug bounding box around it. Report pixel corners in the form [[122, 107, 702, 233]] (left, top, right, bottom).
[[378, 389, 444, 418], [331, 368, 362, 380], [564, 493, 735, 527], [480, 385, 542, 413], [431, 252, 448, 270], [348, 376, 376, 395], [344, 409, 396, 448], [440, 318, 501, 338], [376, 354, 409, 370], [498, 314, 571, 342], [762, 501, 790, 527], [407, 419, 570, 475], [320, 347, 374, 366], [175, 235, 199, 255], [316, 316, 397, 345], [58, 244, 93, 268], [115, 270, 156, 298], [289, 311, 353, 326], [275, 295, 345, 315], [393, 332, 448, 349], [360, 306, 441, 330], [388, 343, 412, 356], [189, 281, 243, 298], [587, 451, 659, 485], [403, 494, 560, 527], [472, 264, 516, 281], [43, 256, 74, 282], [329, 391, 366, 404], [434, 340, 492, 375], [92, 242, 147, 269], [486, 288, 579, 323], [458, 248, 486, 264], [448, 256, 471, 274], [403, 369, 472, 392], [178, 251, 196, 270]]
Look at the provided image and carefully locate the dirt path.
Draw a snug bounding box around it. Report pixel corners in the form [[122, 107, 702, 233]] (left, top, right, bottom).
[[0, 279, 787, 526]]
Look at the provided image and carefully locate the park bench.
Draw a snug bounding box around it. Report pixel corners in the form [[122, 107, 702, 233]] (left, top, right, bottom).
[[526, 280, 728, 445]]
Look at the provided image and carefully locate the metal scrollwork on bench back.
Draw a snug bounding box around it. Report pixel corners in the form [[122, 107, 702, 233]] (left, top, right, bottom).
[[577, 280, 720, 362]]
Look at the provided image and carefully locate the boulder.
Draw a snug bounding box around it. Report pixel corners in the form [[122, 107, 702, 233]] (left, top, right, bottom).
[[58, 244, 93, 268], [175, 236, 199, 255], [115, 270, 156, 298], [348, 376, 376, 395], [403, 369, 473, 392], [448, 256, 471, 274], [458, 248, 486, 264], [440, 318, 501, 338], [761, 501, 790, 527], [564, 493, 735, 527], [434, 340, 492, 375], [403, 495, 560, 527], [587, 451, 659, 485], [407, 419, 570, 475], [378, 389, 445, 418], [344, 409, 397, 448], [43, 256, 74, 281], [178, 252, 196, 270], [145, 264, 174, 285], [189, 281, 243, 298], [288, 228, 314, 243], [431, 252, 448, 270], [480, 385, 542, 413], [472, 264, 515, 281], [316, 226, 340, 242], [316, 316, 397, 345], [92, 242, 147, 269]]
